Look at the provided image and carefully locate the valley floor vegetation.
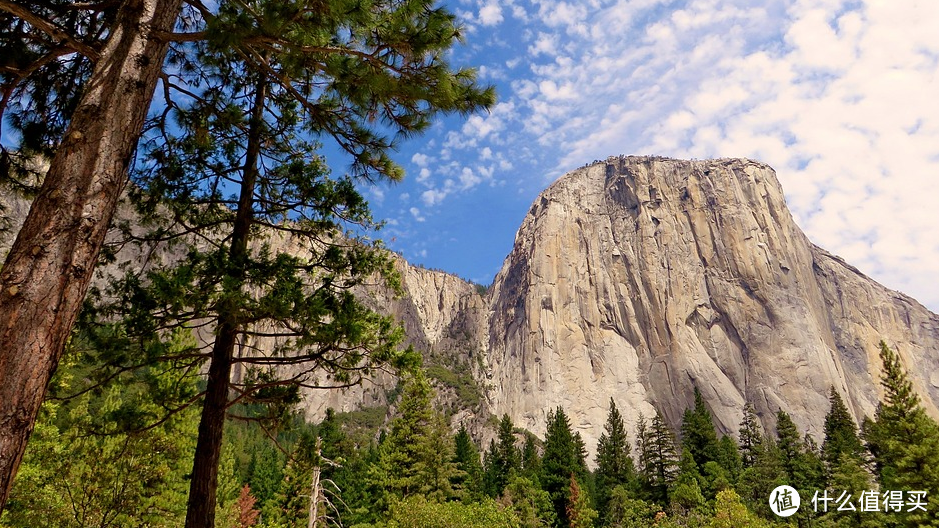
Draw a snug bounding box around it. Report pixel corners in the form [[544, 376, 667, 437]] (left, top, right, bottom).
[[2, 340, 938, 528]]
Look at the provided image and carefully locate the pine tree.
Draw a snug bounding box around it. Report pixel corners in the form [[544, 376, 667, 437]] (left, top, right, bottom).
[[670, 448, 705, 512], [821, 386, 863, 482], [521, 433, 543, 483], [483, 439, 502, 498], [371, 371, 460, 508], [735, 437, 785, 519], [567, 474, 598, 528], [823, 452, 882, 528], [680, 388, 720, 469], [865, 341, 939, 527], [773, 411, 823, 526], [0, 2, 184, 505], [637, 411, 678, 505], [267, 432, 318, 526], [495, 414, 521, 494], [715, 435, 742, 484], [710, 489, 771, 528], [0, 0, 495, 518], [416, 412, 462, 502], [594, 399, 635, 524], [738, 403, 763, 469], [454, 425, 484, 499], [0, 331, 199, 526], [775, 410, 802, 483], [700, 435, 739, 500], [247, 446, 283, 507], [498, 473, 556, 528], [542, 407, 589, 528]]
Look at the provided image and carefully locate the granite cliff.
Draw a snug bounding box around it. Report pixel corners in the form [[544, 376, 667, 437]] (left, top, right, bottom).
[[479, 156, 939, 456], [302, 155, 939, 457]]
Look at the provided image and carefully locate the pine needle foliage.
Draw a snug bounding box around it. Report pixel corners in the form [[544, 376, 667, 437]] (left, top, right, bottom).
[[594, 399, 635, 525], [865, 341, 939, 527]]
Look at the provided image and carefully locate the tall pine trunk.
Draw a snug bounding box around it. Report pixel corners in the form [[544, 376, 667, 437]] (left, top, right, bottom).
[[185, 79, 267, 528], [0, 0, 182, 510]]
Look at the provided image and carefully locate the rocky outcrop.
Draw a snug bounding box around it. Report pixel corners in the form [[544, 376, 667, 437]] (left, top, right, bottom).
[[484, 156, 939, 457]]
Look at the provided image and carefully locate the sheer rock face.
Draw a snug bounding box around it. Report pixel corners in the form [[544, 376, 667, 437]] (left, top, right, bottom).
[[483, 156, 939, 456]]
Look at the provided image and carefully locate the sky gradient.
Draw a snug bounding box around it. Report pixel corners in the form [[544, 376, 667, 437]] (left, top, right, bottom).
[[362, 0, 939, 312]]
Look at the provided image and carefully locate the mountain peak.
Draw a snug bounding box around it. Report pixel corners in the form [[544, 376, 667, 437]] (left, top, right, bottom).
[[482, 155, 939, 456]]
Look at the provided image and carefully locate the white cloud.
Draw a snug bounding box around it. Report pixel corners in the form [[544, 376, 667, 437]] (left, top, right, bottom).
[[417, 167, 431, 183], [479, 1, 503, 26], [459, 167, 482, 190], [421, 189, 449, 207], [368, 185, 385, 204], [529, 32, 558, 56], [457, 0, 939, 309], [411, 153, 431, 167], [388, 0, 939, 310], [409, 207, 426, 222]]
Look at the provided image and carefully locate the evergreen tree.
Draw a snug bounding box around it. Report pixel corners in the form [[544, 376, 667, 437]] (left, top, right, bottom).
[[370, 371, 460, 507], [735, 437, 785, 519], [213, 446, 241, 528], [637, 411, 678, 505], [266, 431, 319, 526], [0, 2, 495, 515], [247, 446, 283, 507], [774, 411, 823, 526], [822, 452, 882, 528], [670, 449, 705, 512], [603, 487, 662, 528], [494, 414, 521, 494], [454, 425, 484, 499], [594, 399, 635, 525], [521, 433, 543, 483], [483, 439, 502, 498], [333, 439, 380, 527], [499, 474, 556, 528], [775, 410, 803, 484], [821, 386, 863, 482], [737, 403, 763, 469], [715, 435, 742, 484], [417, 411, 462, 502], [0, 1, 185, 506], [865, 341, 939, 527], [0, 332, 199, 527], [381, 495, 520, 528], [710, 489, 771, 528], [542, 407, 589, 528], [700, 461, 732, 501], [680, 388, 720, 469], [567, 474, 598, 528]]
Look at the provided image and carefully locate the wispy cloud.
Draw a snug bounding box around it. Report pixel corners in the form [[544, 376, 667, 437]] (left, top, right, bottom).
[[390, 0, 939, 309]]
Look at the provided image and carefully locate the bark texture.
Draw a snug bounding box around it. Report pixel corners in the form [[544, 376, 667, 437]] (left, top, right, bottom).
[[0, 0, 183, 510]]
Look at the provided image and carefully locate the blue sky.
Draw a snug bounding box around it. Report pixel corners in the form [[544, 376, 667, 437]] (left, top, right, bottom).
[[360, 0, 939, 312]]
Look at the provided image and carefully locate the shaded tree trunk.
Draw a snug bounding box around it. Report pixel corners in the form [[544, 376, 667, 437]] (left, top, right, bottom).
[[0, 0, 183, 511], [185, 78, 267, 528]]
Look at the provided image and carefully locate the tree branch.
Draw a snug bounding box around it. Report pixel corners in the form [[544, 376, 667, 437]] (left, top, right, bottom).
[[0, 0, 100, 61]]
